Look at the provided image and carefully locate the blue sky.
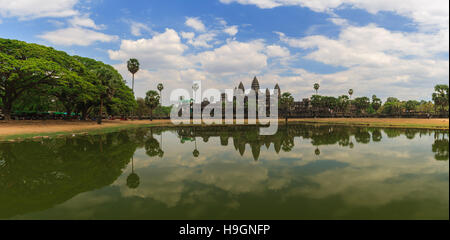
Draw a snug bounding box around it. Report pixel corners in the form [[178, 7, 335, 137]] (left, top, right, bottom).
[[1, 0, 448, 104]]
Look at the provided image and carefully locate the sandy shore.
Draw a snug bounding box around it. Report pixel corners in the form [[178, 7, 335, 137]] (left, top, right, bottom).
[[0, 118, 448, 140], [0, 120, 167, 139]]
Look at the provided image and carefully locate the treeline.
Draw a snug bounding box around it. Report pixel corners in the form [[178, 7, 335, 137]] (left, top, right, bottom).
[[281, 84, 449, 117], [0, 38, 136, 121]]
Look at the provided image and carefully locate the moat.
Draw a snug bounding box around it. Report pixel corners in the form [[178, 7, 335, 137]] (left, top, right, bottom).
[[0, 124, 448, 220]]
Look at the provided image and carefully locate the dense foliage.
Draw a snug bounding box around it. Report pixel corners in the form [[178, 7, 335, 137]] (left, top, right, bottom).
[[282, 84, 449, 117], [0, 38, 136, 120]]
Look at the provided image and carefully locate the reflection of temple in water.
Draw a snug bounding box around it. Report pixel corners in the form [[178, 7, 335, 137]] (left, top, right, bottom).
[[174, 125, 447, 161]]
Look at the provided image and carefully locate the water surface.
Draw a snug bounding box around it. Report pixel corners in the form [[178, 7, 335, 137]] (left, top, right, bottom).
[[0, 124, 448, 219]]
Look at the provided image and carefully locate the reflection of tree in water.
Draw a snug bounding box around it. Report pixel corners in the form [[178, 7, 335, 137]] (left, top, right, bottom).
[[384, 128, 403, 138], [127, 156, 140, 189], [371, 129, 382, 142], [144, 129, 164, 158], [315, 147, 321, 156], [405, 129, 417, 140], [354, 128, 371, 144], [193, 136, 200, 158], [175, 125, 440, 160], [0, 132, 138, 219], [432, 132, 449, 161]]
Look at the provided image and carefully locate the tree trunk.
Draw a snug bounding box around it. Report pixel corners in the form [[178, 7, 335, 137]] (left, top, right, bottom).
[[98, 98, 103, 125], [81, 108, 88, 121], [150, 108, 153, 121], [1, 99, 12, 121], [131, 73, 135, 121]]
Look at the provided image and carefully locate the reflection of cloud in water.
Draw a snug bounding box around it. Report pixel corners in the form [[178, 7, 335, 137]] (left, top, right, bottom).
[[4, 126, 447, 219], [287, 144, 448, 207], [195, 163, 268, 193], [117, 162, 269, 207], [115, 128, 448, 211]]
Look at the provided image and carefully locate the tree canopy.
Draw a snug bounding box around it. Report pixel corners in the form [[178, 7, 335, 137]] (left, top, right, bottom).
[[0, 38, 135, 120]]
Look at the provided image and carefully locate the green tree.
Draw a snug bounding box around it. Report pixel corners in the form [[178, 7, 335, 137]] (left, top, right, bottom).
[[280, 92, 294, 117], [94, 66, 123, 124], [416, 101, 434, 114], [311, 95, 322, 109], [107, 84, 137, 117], [145, 90, 160, 121], [0, 39, 69, 120], [386, 97, 400, 103], [432, 84, 449, 115], [371, 95, 382, 111], [313, 83, 320, 95], [348, 89, 354, 99], [136, 98, 149, 119], [127, 58, 140, 93], [354, 97, 370, 114], [75, 56, 135, 121], [49, 58, 96, 119], [405, 100, 420, 112], [322, 96, 338, 111], [382, 97, 403, 116], [157, 83, 164, 105], [337, 95, 350, 113]]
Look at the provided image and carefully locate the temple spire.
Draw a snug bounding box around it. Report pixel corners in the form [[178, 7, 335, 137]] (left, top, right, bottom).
[[251, 76, 260, 91], [238, 82, 245, 92], [274, 83, 281, 97]]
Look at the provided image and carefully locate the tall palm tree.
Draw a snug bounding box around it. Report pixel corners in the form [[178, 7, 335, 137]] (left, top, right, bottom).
[[157, 83, 164, 105], [348, 89, 354, 99], [348, 89, 354, 117], [314, 83, 320, 95], [145, 90, 160, 121], [127, 58, 140, 94]]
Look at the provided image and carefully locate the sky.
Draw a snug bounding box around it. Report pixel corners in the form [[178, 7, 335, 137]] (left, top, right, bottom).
[[0, 0, 448, 105]]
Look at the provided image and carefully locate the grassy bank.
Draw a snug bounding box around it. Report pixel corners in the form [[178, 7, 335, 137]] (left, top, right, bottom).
[[288, 118, 449, 130], [0, 118, 448, 141]]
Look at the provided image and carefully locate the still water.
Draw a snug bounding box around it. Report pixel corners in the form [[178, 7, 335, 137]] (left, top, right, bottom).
[[0, 124, 448, 220]]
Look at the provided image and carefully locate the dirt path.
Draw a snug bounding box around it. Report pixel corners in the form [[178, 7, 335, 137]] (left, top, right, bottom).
[[0, 118, 448, 139], [0, 120, 168, 138]]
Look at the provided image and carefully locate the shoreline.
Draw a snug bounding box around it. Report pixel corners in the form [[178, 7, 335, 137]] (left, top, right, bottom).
[[0, 118, 448, 141]]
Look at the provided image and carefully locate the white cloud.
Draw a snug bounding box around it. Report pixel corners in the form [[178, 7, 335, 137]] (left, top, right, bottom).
[[183, 32, 217, 48], [104, 10, 448, 103], [328, 17, 349, 27], [265, 45, 290, 58], [280, 24, 448, 67], [224, 25, 239, 36], [185, 17, 206, 32], [180, 32, 195, 40], [108, 28, 189, 69], [267, 23, 449, 100], [68, 15, 104, 30], [108, 26, 276, 103], [130, 21, 152, 36], [0, 0, 79, 20], [38, 27, 118, 46], [219, 0, 449, 31], [194, 40, 268, 75]]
